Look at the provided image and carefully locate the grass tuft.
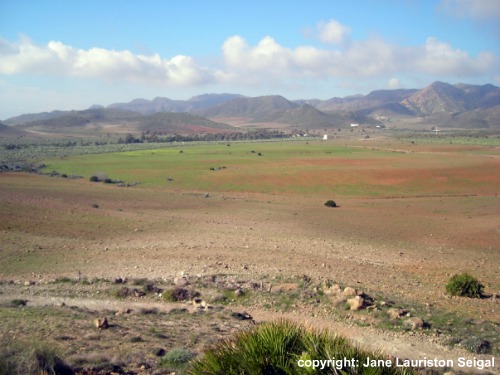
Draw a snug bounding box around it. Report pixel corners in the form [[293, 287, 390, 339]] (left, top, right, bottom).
[[189, 319, 416, 374]]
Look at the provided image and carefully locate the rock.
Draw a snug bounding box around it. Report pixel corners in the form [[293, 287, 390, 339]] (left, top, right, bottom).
[[347, 296, 365, 311], [24, 280, 35, 286], [323, 283, 341, 295], [387, 308, 408, 319], [231, 311, 254, 321], [404, 317, 425, 330], [133, 289, 146, 297], [343, 287, 357, 297], [94, 317, 109, 330], [235, 288, 245, 297], [174, 276, 189, 287]]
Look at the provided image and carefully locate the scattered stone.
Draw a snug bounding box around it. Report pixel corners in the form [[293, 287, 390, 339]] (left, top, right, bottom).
[[387, 308, 408, 320], [94, 317, 109, 330], [133, 289, 146, 297], [347, 296, 365, 311], [404, 317, 425, 330], [231, 311, 254, 322], [323, 283, 341, 295], [153, 348, 166, 357], [343, 287, 357, 297], [174, 276, 189, 287]]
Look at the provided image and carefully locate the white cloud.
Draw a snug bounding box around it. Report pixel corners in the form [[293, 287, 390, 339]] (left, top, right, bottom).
[[438, 0, 500, 20], [0, 37, 215, 86], [387, 78, 401, 89], [414, 37, 497, 75], [316, 20, 351, 45], [220, 34, 497, 83], [1, 31, 497, 96]]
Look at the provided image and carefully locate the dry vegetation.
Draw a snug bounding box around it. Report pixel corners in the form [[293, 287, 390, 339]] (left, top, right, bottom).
[[0, 136, 498, 374]]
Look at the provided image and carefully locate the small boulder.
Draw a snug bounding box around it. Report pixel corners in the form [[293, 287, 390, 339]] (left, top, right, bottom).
[[343, 287, 357, 297], [387, 308, 407, 320], [94, 317, 109, 330], [232, 311, 253, 321], [347, 296, 365, 311], [404, 317, 425, 330], [174, 276, 189, 287], [323, 283, 341, 295]]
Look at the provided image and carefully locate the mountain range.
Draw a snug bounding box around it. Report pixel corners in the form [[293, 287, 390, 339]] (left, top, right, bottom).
[[3, 82, 499, 136]]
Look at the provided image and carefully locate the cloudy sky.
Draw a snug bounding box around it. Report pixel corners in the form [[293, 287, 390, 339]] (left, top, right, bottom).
[[1, 0, 499, 119]]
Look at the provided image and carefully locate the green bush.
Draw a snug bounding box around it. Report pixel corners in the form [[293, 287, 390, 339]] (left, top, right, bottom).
[[189, 320, 416, 374], [445, 273, 484, 298], [0, 341, 73, 375], [160, 348, 196, 373], [324, 200, 337, 208]]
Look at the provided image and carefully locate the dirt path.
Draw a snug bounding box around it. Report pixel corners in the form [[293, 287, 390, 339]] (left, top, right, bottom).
[[1, 293, 497, 373]]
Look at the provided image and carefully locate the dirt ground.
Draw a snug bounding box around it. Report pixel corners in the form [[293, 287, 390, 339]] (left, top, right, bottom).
[[0, 139, 499, 373]]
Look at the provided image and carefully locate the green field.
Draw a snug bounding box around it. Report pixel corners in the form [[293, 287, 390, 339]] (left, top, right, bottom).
[[42, 140, 500, 198]]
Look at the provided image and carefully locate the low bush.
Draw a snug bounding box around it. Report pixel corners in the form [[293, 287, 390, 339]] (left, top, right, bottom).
[[189, 320, 416, 374], [10, 299, 28, 307], [461, 337, 492, 354], [162, 287, 198, 302], [0, 341, 73, 375], [324, 200, 337, 208], [445, 273, 484, 298], [159, 348, 196, 372]]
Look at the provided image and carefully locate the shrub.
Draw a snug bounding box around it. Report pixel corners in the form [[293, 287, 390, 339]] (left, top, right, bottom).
[[324, 200, 337, 208], [461, 337, 492, 354], [10, 299, 28, 307], [0, 341, 73, 375], [163, 287, 199, 302], [445, 273, 484, 298], [189, 320, 416, 374], [159, 348, 196, 370], [89, 175, 99, 182]]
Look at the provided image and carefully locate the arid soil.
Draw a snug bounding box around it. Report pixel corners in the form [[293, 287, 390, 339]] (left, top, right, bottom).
[[0, 139, 499, 373]]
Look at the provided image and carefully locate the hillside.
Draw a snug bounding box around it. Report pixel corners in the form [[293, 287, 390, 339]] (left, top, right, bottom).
[[316, 89, 417, 114], [401, 81, 500, 115], [16, 108, 141, 129], [196, 95, 299, 119], [0, 122, 27, 137], [4, 82, 499, 133], [108, 93, 244, 114], [138, 112, 236, 134], [4, 110, 71, 126], [11, 107, 238, 136]]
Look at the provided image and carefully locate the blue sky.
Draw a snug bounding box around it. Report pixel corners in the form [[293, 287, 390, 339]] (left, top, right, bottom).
[[1, 0, 499, 119]]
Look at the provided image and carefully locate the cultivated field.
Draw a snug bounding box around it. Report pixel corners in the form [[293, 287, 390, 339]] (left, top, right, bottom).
[[0, 136, 499, 374]]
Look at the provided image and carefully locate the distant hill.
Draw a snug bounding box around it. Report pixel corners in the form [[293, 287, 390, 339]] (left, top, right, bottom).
[[108, 93, 244, 114], [401, 82, 500, 115], [0, 122, 27, 137], [12, 108, 238, 136], [109, 97, 185, 114], [316, 89, 418, 114], [197, 95, 298, 119], [16, 108, 141, 129], [4, 110, 71, 126], [138, 112, 236, 133], [4, 82, 499, 133], [185, 93, 246, 111], [259, 104, 338, 128]]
